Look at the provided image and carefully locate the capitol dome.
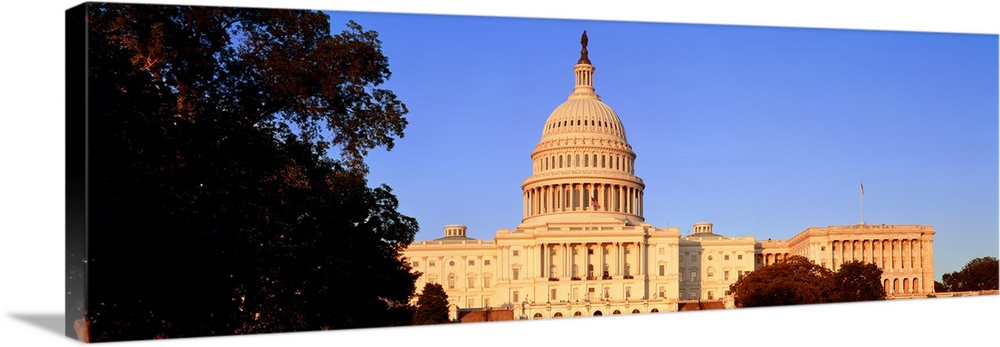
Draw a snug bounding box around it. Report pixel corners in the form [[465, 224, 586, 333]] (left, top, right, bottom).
[[519, 31, 645, 228]]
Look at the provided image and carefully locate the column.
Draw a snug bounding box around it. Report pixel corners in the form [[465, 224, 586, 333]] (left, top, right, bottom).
[[614, 242, 621, 277], [600, 243, 607, 278], [619, 185, 624, 213], [523, 191, 528, 218], [540, 243, 546, 278], [564, 243, 570, 278]]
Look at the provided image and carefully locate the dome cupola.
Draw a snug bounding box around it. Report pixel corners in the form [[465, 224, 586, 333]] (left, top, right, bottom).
[[520, 32, 646, 228]]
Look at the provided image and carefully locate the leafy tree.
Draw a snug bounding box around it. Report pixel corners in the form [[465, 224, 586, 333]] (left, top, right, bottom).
[[729, 256, 834, 308], [829, 261, 886, 302], [74, 3, 417, 341], [940, 257, 999, 292], [413, 283, 451, 325]]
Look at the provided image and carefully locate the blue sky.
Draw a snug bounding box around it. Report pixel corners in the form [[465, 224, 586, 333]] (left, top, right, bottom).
[[323, 11, 998, 278]]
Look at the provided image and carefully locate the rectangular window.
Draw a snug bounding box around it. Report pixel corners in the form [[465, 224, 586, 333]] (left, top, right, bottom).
[[551, 288, 557, 301], [724, 271, 730, 281], [658, 265, 665, 276], [469, 260, 475, 266], [468, 298, 474, 308], [429, 261, 436, 267], [724, 255, 730, 260], [690, 271, 697, 282], [468, 275, 475, 289], [484, 260, 491, 266], [738, 254, 743, 260], [512, 268, 520, 280], [572, 287, 579, 301], [513, 291, 519, 303], [738, 270, 745, 280], [625, 286, 631, 298], [658, 247, 665, 254], [484, 276, 491, 288], [413, 261, 420, 267], [512, 250, 519, 257], [690, 255, 697, 262], [658, 286, 665, 298]]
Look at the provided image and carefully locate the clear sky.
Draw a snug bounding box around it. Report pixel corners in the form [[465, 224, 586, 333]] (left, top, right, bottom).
[[323, 10, 998, 278]]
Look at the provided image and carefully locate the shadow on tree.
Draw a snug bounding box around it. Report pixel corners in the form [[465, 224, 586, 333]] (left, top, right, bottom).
[[74, 3, 418, 341], [729, 256, 886, 308]]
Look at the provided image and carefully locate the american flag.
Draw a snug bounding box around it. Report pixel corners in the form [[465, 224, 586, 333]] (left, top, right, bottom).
[[591, 196, 600, 209], [861, 182, 865, 196]]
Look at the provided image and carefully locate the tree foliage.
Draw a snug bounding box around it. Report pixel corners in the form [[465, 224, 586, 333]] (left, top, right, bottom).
[[412, 283, 451, 325], [730, 256, 890, 308], [729, 256, 834, 307], [76, 3, 417, 341], [829, 261, 886, 302], [939, 257, 999, 292]]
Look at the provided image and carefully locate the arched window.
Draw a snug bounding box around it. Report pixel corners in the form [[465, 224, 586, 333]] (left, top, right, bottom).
[[584, 154, 589, 167], [707, 266, 714, 277], [650, 308, 659, 313], [533, 313, 543, 320], [553, 312, 563, 318], [593, 311, 603, 316], [447, 273, 456, 289], [631, 309, 640, 314], [612, 310, 621, 315], [573, 311, 582, 317]]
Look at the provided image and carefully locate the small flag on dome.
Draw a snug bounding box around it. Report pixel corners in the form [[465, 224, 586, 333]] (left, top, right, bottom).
[[591, 196, 600, 209], [861, 182, 864, 196]]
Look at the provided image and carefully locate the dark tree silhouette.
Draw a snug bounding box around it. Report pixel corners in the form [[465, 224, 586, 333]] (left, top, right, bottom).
[[830, 261, 886, 302], [729, 256, 834, 308], [413, 283, 451, 325], [73, 3, 416, 341], [940, 257, 999, 292]]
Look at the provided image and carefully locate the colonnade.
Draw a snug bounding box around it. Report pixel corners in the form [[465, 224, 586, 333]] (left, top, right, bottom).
[[536, 151, 633, 174], [759, 252, 790, 266], [830, 238, 926, 272], [532, 241, 646, 281], [523, 182, 643, 217]]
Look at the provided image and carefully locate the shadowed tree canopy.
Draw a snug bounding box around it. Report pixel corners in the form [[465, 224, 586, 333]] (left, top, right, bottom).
[[730, 256, 892, 308], [77, 3, 417, 341], [729, 256, 834, 307], [940, 257, 999, 292], [829, 261, 886, 302], [412, 283, 451, 325]]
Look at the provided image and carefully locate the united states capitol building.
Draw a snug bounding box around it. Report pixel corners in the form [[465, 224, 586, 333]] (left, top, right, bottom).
[[401, 33, 936, 320]]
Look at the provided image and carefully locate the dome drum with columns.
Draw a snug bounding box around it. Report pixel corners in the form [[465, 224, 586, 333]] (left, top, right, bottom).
[[400, 32, 935, 321]]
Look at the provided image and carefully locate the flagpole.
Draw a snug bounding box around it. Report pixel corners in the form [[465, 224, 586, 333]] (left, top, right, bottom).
[[860, 181, 864, 225]]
